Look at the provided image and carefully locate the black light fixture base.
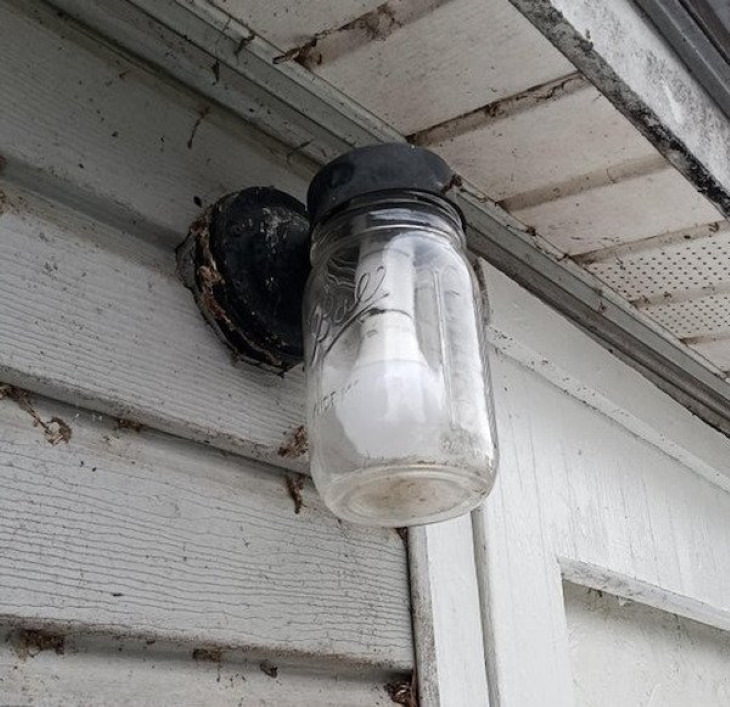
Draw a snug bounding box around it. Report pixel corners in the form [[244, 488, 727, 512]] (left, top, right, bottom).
[[177, 144, 459, 374], [176, 187, 311, 372]]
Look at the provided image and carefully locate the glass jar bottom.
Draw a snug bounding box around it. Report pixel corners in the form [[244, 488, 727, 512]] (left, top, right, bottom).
[[321, 464, 494, 527]]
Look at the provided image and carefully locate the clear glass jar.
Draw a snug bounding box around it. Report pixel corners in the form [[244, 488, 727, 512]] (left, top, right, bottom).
[[303, 192, 498, 527]]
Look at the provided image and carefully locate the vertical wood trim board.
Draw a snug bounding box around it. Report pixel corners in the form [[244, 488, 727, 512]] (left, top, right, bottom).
[[409, 516, 491, 706]]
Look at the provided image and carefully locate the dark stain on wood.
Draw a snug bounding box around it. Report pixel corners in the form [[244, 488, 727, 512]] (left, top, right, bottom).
[[192, 646, 223, 662], [508, 0, 730, 217], [13, 629, 66, 659], [440, 173, 463, 194], [259, 659, 278, 678], [273, 1, 402, 67], [187, 106, 210, 149], [115, 417, 144, 433], [234, 32, 256, 57]]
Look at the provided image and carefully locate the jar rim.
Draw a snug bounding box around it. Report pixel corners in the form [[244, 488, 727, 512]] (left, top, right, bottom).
[[309, 190, 466, 262]]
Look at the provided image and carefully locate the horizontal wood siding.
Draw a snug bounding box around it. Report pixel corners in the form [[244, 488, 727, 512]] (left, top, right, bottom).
[[0, 183, 307, 470], [0, 0, 414, 699], [0, 628, 398, 706], [0, 392, 412, 667]]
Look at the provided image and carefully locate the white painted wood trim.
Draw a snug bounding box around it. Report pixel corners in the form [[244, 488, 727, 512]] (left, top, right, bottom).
[[480, 263, 730, 490], [560, 558, 730, 635], [409, 516, 490, 707], [472, 265, 730, 704], [472, 453, 575, 707]]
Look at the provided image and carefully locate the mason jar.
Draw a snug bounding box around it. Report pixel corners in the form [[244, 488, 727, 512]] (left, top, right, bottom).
[[303, 145, 498, 527]]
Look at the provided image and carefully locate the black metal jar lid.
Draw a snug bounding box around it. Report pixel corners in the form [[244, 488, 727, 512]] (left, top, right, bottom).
[[307, 143, 459, 226]]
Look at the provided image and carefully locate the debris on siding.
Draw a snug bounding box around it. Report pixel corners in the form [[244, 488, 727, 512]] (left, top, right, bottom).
[[272, 37, 318, 65], [233, 31, 256, 58], [187, 106, 210, 149], [192, 646, 223, 662], [285, 473, 306, 514], [12, 628, 66, 659], [278, 424, 308, 458], [440, 172, 463, 195], [259, 659, 278, 678], [386, 673, 417, 706], [337, 1, 402, 44], [115, 417, 144, 433], [0, 383, 72, 445], [286, 139, 313, 164]]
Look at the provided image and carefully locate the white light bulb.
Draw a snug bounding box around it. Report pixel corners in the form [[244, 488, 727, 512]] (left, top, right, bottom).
[[335, 237, 446, 459], [337, 357, 444, 459]]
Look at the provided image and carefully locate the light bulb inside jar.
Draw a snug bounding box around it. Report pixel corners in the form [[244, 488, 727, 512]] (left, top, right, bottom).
[[304, 144, 498, 527], [336, 234, 446, 459], [322, 235, 482, 524], [336, 316, 446, 460]]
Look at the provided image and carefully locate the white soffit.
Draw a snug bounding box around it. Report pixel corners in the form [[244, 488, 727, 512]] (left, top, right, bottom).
[[209, 0, 729, 379]]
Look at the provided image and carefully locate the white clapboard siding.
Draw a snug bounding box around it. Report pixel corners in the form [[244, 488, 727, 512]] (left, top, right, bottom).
[[0, 628, 398, 706], [0, 391, 412, 669], [474, 261, 730, 706], [564, 583, 730, 707], [0, 0, 312, 249], [0, 183, 307, 469], [0, 2, 419, 700]]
